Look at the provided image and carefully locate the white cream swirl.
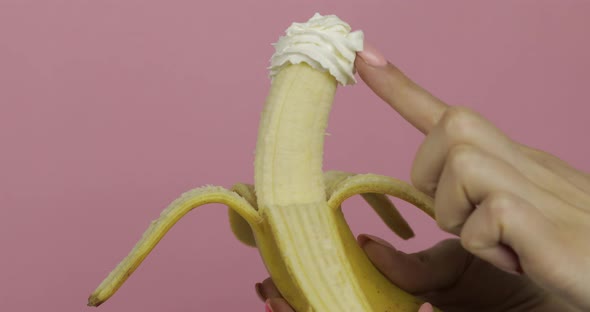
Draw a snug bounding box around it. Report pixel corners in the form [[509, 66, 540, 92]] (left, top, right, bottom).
[[269, 13, 364, 86]]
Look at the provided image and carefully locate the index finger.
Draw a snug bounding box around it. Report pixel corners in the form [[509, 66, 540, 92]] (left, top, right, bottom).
[[355, 48, 448, 134]]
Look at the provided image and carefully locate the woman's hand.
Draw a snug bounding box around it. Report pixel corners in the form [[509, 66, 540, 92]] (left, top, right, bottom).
[[253, 44, 590, 311], [355, 43, 590, 310], [256, 237, 567, 312]]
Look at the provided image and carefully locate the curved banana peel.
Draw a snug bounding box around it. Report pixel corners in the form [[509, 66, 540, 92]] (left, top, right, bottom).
[[229, 183, 258, 247], [324, 171, 415, 239], [328, 174, 435, 219], [87, 186, 260, 306]]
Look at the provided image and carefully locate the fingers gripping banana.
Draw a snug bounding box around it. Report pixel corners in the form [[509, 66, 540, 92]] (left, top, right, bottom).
[[88, 13, 440, 312]]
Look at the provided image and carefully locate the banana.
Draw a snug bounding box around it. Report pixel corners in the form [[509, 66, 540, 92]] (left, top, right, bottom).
[[228, 171, 415, 247], [88, 13, 440, 311]]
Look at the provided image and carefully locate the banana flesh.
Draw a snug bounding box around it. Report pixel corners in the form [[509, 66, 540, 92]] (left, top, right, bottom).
[[88, 15, 442, 312], [229, 171, 415, 248]]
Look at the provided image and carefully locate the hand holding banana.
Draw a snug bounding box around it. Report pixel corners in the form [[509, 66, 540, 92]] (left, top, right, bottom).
[[259, 42, 590, 312]]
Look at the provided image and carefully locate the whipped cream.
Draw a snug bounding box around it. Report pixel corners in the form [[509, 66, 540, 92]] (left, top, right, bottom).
[[269, 13, 364, 86]]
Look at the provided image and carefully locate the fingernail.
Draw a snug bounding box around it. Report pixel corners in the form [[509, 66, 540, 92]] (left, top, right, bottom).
[[418, 302, 433, 312], [255, 282, 266, 301], [265, 300, 273, 312], [497, 257, 524, 276], [358, 234, 394, 249], [358, 41, 388, 67], [499, 266, 523, 276]]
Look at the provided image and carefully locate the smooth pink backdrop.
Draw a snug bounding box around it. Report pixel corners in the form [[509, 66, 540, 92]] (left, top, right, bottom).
[[1, 1, 589, 311]]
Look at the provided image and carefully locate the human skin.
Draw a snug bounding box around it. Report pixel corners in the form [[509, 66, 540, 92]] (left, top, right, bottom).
[[254, 44, 590, 312]]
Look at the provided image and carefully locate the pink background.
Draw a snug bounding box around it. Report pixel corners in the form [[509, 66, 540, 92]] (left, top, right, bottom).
[[1, 1, 589, 311]]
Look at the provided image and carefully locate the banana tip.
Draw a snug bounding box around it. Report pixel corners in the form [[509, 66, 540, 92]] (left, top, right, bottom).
[[87, 295, 103, 307]]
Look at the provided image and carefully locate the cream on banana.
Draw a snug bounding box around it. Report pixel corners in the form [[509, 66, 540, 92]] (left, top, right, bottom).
[[269, 12, 363, 85], [88, 13, 440, 312]]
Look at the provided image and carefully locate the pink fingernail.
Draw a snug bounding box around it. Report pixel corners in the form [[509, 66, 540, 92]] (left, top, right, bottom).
[[418, 302, 434, 312], [499, 266, 523, 276], [358, 234, 394, 249], [265, 300, 273, 312], [498, 258, 524, 276], [358, 41, 388, 67]]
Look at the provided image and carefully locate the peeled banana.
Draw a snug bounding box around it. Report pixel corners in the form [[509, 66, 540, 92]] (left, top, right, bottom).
[[88, 13, 440, 312]]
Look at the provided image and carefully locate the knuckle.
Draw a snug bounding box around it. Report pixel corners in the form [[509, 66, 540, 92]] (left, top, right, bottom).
[[435, 213, 463, 234], [409, 164, 421, 187], [410, 168, 436, 195], [459, 231, 472, 248], [447, 144, 482, 177], [439, 106, 479, 141], [410, 148, 438, 195], [460, 232, 482, 251], [459, 220, 485, 251], [485, 193, 515, 221]]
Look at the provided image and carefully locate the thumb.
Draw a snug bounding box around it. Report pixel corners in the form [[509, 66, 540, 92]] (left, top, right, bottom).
[[355, 44, 448, 135], [358, 235, 471, 295]]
